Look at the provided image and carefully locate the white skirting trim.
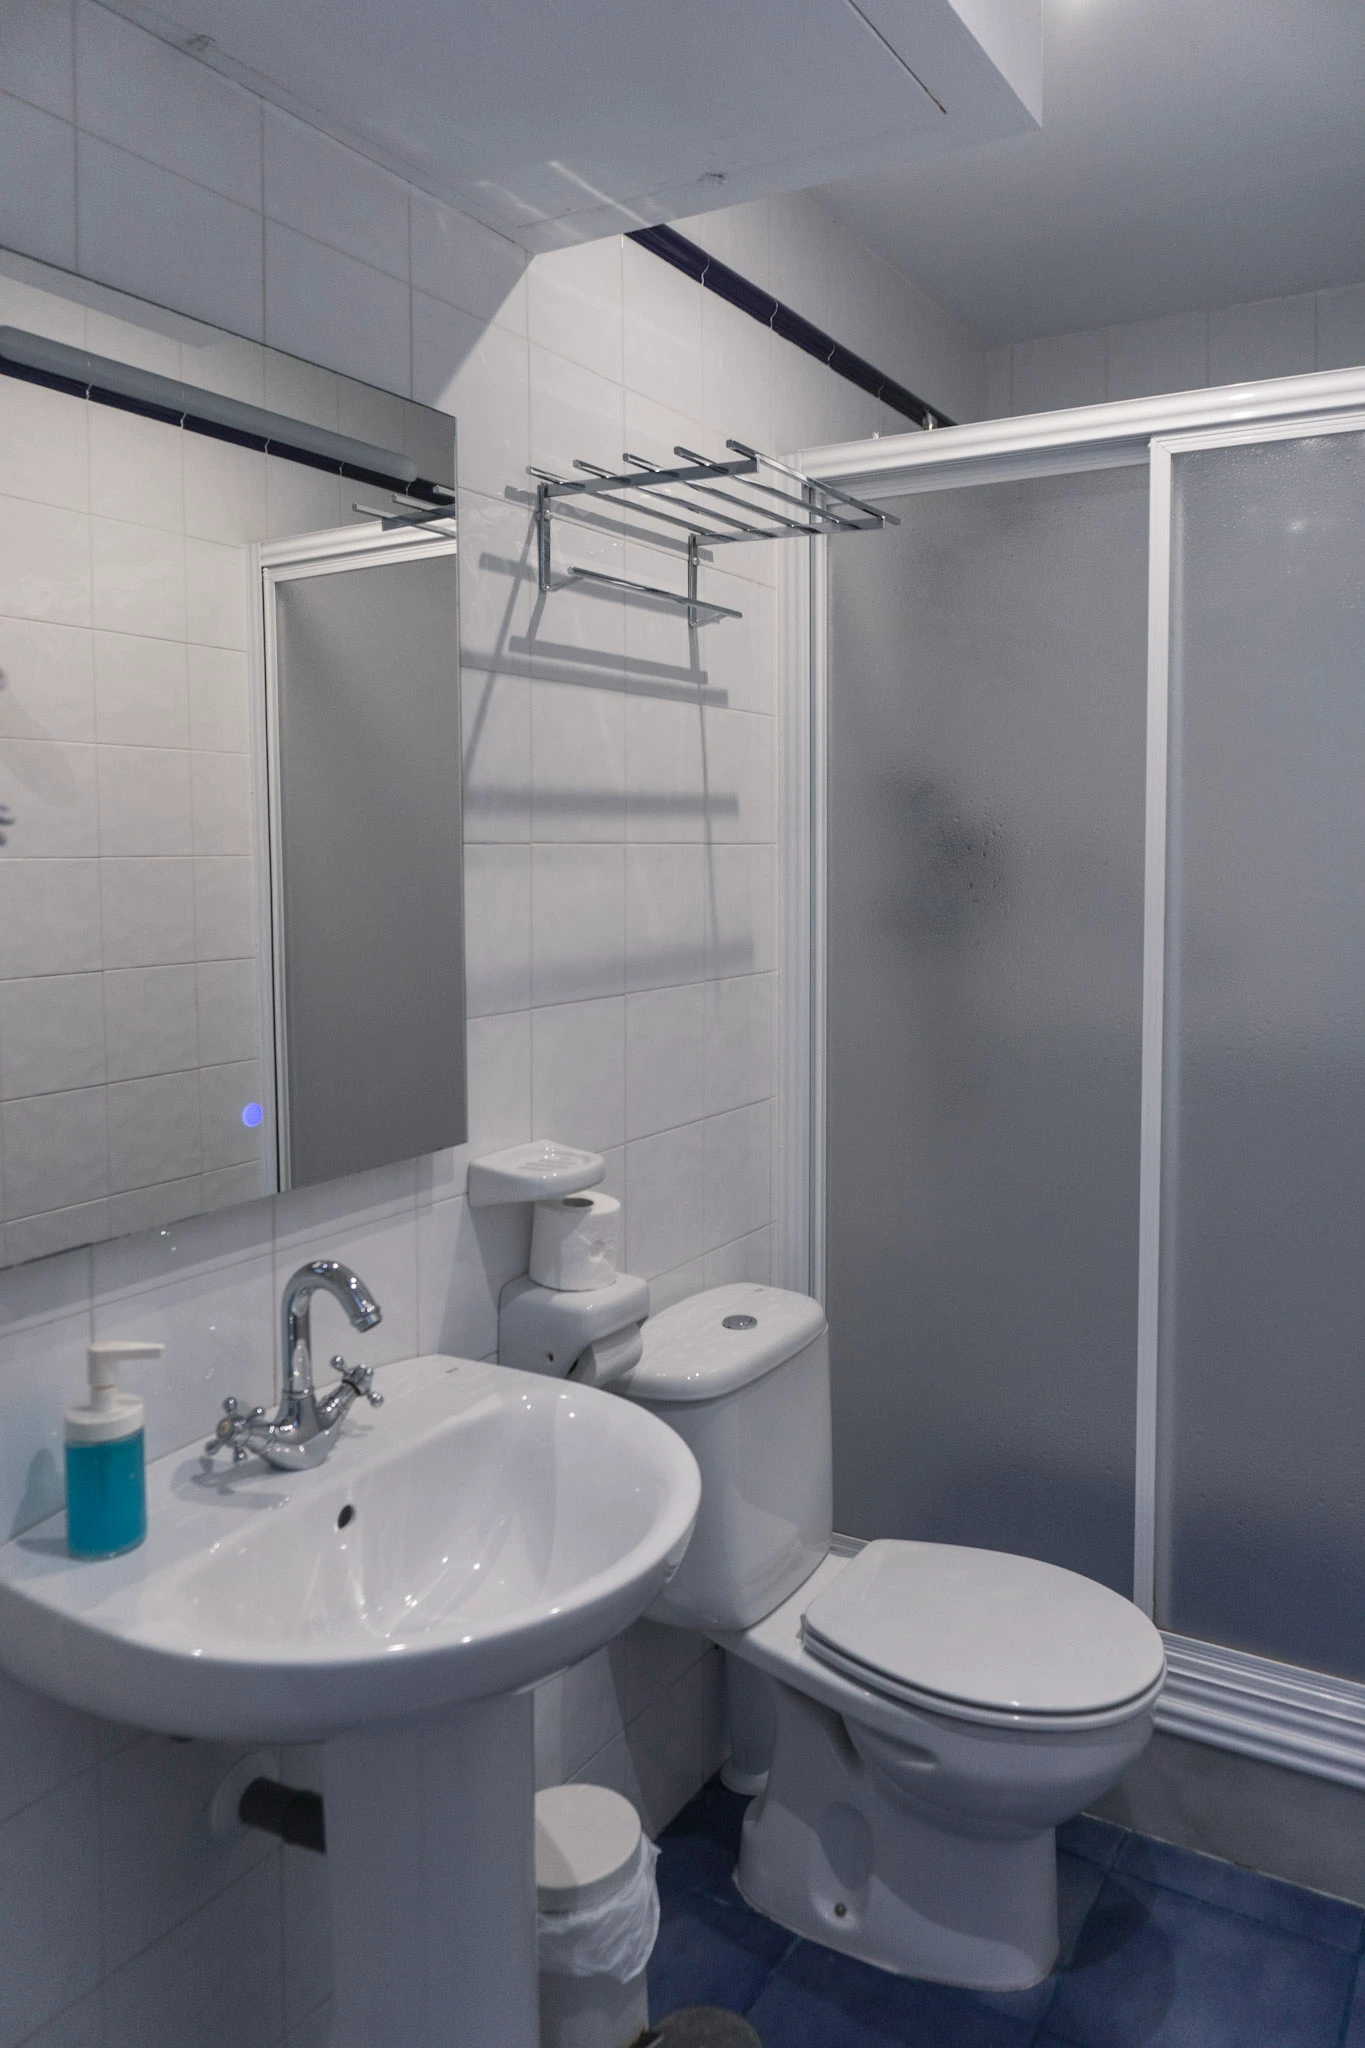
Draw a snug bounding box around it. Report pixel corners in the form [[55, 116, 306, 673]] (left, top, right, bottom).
[[1158, 1634, 1365, 1792]]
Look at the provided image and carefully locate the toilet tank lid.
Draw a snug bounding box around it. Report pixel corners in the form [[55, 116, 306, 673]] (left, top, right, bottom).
[[618, 1284, 827, 1402]]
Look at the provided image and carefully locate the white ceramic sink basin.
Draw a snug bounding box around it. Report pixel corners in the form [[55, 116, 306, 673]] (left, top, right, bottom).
[[0, 1353, 701, 1743]]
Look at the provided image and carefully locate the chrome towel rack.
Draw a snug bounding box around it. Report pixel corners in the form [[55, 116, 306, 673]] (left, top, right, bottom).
[[529, 439, 897, 627]]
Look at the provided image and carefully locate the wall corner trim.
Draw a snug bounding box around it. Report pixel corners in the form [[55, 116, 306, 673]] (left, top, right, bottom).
[[1159, 1634, 1365, 1792]]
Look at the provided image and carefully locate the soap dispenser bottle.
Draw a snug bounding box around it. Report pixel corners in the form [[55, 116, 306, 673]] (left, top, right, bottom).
[[65, 1340, 163, 1559]]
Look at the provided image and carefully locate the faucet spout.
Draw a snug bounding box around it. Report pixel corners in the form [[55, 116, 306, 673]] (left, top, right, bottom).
[[282, 1259, 382, 1400], [205, 1260, 385, 1474]]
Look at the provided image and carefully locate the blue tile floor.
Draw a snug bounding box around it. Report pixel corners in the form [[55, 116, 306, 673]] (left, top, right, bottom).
[[649, 1780, 1365, 2047]]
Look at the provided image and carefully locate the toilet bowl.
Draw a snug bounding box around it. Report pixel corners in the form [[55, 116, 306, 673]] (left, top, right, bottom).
[[609, 1283, 1165, 1992]]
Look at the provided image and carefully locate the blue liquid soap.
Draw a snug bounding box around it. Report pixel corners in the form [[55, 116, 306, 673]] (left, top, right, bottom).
[[65, 1340, 163, 1561], [65, 1432, 146, 1558]]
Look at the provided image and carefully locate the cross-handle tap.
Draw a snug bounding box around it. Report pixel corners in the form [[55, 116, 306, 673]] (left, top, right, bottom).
[[203, 1260, 384, 1473]]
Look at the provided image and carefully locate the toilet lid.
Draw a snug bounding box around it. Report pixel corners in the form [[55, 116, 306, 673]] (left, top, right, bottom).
[[802, 1541, 1165, 1719]]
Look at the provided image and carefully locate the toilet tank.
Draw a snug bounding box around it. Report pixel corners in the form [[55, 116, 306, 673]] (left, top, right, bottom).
[[614, 1284, 831, 1631]]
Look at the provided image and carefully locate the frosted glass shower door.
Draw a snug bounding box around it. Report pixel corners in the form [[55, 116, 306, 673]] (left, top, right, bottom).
[[1157, 421, 1365, 1677], [825, 464, 1149, 1593]]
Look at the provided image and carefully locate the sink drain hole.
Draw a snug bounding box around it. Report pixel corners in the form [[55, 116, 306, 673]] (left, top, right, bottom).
[[337, 1504, 355, 1529]]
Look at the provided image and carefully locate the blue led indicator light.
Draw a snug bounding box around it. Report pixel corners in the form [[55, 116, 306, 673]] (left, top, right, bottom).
[[241, 1102, 264, 1129]]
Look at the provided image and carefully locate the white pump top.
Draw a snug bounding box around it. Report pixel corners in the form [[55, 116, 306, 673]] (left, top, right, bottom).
[[66, 1340, 163, 1445]]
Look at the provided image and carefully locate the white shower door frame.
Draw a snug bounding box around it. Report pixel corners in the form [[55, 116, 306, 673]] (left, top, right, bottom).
[[780, 367, 1365, 1787]]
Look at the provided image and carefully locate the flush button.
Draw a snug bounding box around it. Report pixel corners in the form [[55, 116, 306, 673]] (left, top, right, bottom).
[[722, 1314, 758, 1330]]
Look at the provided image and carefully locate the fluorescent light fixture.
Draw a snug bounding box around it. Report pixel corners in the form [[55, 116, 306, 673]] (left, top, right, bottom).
[[0, 326, 450, 499]]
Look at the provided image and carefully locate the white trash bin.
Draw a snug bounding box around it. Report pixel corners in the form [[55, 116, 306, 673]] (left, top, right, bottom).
[[536, 1784, 659, 2048]]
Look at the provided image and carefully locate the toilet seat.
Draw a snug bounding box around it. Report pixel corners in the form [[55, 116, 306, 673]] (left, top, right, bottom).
[[801, 1540, 1165, 1730]]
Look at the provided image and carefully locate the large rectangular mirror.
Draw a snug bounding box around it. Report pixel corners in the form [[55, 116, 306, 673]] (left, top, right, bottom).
[[0, 313, 463, 1269]]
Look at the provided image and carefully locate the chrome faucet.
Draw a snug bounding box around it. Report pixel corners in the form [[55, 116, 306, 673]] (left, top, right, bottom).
[[205, 1260, 384, 1472]]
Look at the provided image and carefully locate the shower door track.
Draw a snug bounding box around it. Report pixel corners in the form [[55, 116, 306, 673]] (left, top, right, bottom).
[[780, 365, 1365, 1790]]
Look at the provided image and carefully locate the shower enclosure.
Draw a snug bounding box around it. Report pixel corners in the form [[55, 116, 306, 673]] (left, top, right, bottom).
[[781, 370, 1365, 1784]]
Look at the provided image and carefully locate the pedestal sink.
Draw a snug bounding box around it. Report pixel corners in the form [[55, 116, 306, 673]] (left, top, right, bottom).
[[0, 1353, 701, 2048]]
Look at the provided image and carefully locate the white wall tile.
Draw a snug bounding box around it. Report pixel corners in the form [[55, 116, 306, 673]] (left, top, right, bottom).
[[0, 737, 97, 854], [417, 1194, 529, 1359], [0, 1773, 101, 2047], [0, 618, 95, 743], [528, 344, 624, 480], [1209, 293, 1317, 385], [190, 749, 253, 855], [182, 437, 268, 546], [531, 843, 625, 1004], [2, 1085, 108, 1217], [412, 293, 528, 504], [529, 237, 623, 385], [622, 238, 703, 423], [464, 1010, 532, 1155], [1105, 311, 1208, 401], [455, 491, 535, 683], [0, 494, 91, 625], [263, 106, 409, 280], [76, 1, 261, 208], [0, 0, 74, 120], [0, 375, 88, 511], [97, 744, 192, 856], [704, 1224, 772, 1288], [625, 983, 705, 1140], [90, 517, 185, 640], [1011, 330, 1107, 415], [265, 222, 410, 395], [185, 537, 249, 650], [199, 1056, 262, 1171], [0, 1292, 88, 1534], [0, 90, 76, 271], [194, 855, 256, 960], [531, 677, 626, 840], [410, 191, 527, 329], [624, 1119, 705, 1278], [463, 842, 531, 1016], [104, 1858, 283, 2048], [625, 844, 706, 990], [530, 996, 625, 1153], [704, 972, 774, 1114], [188, 645, 251, 752], [104, 964, 197, 1082], [624, 693, 705, 842], [195, 958, 259, 1068], [106, 1068, 201, 1193], [0, 973, 105, 1098], [705, 842, 774, 978], [98, 1732, 277, 1970], [0, 856, 102, 976], [94, 632, 189, 747], [701, 705, 773, 843], [534, 1642, 627, 1787], [273, 1159, 418, 1371], [462, 666, 532, 841], [703, 1099, 770, 1250], [102, 855, 196, 968], [701, 293, 771, 453], [88, 404, 183, 529], [0, 1666, 97, 1828], [1317, 283, 1365, 372], [77, 135, 264, 340], [623, 1669, 701, 1839]]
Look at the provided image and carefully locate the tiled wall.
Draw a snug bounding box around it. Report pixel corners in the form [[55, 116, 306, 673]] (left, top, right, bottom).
[[0, 5, 988, 2042], [985, 282, 1365, 418], [0, 382, 273, 1265]]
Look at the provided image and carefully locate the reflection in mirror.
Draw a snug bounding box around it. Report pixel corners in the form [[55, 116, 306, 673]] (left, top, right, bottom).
[[264, 529, 466, 1187], [0, 346, 458, 1269]]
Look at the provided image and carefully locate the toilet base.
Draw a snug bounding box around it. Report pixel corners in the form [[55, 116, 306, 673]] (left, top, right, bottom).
[[734, 1683, 1058, 1992]]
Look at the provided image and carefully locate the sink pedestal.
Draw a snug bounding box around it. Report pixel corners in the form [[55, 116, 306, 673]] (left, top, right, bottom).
[[326, 1691, 538, 2048]]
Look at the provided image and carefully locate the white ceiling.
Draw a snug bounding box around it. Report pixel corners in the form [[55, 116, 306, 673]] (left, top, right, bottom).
[[97, 0, 1039, 247], [819, 0, 1365, 343]]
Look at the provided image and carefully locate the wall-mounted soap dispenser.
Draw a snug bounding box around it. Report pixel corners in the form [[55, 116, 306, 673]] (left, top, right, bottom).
[[65, 1340, 164, 1559], [470, 1142, 650, 1386]]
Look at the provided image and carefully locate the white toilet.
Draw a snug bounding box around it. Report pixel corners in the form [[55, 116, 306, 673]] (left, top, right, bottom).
[[611, 1282, 1164, 1993]]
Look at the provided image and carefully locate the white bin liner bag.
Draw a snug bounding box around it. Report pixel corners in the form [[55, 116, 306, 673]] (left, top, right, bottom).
[[537, 1834, 660, 1983]]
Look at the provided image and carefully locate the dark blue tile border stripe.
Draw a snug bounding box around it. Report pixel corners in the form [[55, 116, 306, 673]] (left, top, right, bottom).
[[628, 223, 954, 432]]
